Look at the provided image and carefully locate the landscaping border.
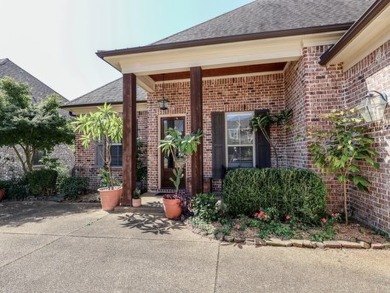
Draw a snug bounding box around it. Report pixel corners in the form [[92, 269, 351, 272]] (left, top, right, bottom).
[[191, 228, 390, 250]]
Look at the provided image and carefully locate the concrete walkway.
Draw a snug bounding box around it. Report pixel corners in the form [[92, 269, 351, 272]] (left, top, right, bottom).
[[0, 201, 389, 293]]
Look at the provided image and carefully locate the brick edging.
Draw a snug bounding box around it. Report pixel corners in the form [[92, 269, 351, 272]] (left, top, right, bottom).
[[194, 229, 390, 250]]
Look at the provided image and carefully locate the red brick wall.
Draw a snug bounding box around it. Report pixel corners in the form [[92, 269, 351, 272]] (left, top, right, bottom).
[[284, 46, 346, 212], [147, 74, 286, 192], [75, 110, 148, 190], [302, 46, 346, 212], [343, 40, 390, 234]]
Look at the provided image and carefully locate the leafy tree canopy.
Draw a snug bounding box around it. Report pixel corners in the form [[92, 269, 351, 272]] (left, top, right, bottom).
[[0, 77, 74, 173]]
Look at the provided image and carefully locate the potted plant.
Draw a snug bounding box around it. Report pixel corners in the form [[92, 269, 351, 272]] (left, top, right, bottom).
[[159, 128, 202, 219], [0, 180, 6, 202], [132, 188, 142, 207], [74, 103, 123, 211]]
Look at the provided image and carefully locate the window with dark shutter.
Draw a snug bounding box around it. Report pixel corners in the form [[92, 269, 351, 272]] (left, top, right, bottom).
[[211, 109, 271, 178], [96, 142, 123, 167]]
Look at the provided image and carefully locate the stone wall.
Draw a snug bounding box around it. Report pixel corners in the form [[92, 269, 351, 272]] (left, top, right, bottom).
[[0, 144, 74, 180]]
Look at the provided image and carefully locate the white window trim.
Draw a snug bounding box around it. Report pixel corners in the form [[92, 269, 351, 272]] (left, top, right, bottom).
[[225, 111, 255, 168]]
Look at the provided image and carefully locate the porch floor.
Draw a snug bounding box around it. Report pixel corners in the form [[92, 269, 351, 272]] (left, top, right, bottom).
[[115, 192, 164, 214]]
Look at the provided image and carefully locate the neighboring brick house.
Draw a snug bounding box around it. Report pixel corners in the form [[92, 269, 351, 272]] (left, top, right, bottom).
[[69, 0, 389, 235], [62, 78, 148, 189], [0, 58, 74, 179]]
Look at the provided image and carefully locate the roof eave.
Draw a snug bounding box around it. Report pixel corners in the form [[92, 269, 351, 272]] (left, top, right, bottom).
[[97, 24, 353, 59], [319, 0, 390, 66]]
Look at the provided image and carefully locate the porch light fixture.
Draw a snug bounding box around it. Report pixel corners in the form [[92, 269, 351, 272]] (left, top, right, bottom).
[[158, 74, 169, 110], [357, 90, 388, 123]]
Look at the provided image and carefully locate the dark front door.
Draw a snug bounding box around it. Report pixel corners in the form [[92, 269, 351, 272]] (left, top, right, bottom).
[[160, 117, 186, 189]]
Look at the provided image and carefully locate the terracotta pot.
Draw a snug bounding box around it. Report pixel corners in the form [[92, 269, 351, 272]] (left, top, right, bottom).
[[97, 186, 122, 211], [162, 197, 182, 219], [0, 189, 5, 202], [132, 198, 141, 207]]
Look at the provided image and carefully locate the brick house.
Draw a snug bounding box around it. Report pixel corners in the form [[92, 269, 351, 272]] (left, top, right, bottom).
[[0, 58, 74, 179], [67, 0, 390, 235]]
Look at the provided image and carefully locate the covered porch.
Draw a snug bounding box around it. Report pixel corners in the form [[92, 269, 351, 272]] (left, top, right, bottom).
[[97, 31, 344, 206]]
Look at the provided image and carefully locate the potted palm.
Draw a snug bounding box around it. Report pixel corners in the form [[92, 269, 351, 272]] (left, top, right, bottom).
[[74, 103, 123, 211], [159, 128, 202, 219]]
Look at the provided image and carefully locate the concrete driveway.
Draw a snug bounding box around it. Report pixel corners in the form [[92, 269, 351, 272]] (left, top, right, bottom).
[[0, 201, 389, 293]]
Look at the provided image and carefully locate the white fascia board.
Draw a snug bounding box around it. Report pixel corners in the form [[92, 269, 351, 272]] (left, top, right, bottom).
[[104, 32, 343, 76], [327, 6, 390, 70], [66, 103, 147, 116]]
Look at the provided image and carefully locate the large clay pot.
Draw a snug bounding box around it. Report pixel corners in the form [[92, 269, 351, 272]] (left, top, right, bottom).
[[132, 198, 141, 207], [0, 189, 5, 202], [162, 197, 182, 219], [97, 186, 122, 211]]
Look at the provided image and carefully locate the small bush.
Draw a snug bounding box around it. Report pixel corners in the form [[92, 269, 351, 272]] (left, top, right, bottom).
[[4, 177, 30, 201], [27, 169, 58, 196], [58, 176, 89, 200], [192, 193, 219, 222], [223, 168, 326, 225]]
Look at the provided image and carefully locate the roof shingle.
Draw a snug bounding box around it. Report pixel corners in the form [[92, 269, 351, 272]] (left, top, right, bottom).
[[0, 58, 67, 104], [153, 0, 375, 45], [64, 78, 147, 107]]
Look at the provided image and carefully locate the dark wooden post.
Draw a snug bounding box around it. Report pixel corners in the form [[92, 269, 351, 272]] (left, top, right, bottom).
[[122, 73, 137, 206], [190, 67, 203, 195]]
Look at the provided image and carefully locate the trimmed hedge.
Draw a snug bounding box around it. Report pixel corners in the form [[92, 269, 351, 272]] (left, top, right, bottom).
[[58, 176, 89, 200], [223, 168, 326, 225], [27, 169, 58, 196]]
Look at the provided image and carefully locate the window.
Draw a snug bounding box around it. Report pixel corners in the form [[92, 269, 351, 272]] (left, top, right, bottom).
[[96, 143, 123, 167], [212, 110, 270, 180], [110, 144, 123, 167], [225, 112, 255, 168], [32, 150, 46, 166]]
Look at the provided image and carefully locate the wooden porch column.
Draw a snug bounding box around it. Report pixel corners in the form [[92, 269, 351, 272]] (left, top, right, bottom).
[[122, 73, 137, 206], [190, 67, 203, 195]]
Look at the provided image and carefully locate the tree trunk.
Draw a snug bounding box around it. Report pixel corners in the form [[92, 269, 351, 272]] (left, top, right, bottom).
[[343, 180, 348, 225]]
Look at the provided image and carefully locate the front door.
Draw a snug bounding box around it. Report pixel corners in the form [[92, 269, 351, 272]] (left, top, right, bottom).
[[160, 117, 186, 189]]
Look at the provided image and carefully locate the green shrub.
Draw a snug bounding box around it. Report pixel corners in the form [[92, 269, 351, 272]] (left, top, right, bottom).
[[192, 193, 219, 222], [223, 168, 326, 225], [58, 176, 89, 200], [27, 169, 58, 196], [4, 177, 30, 200]]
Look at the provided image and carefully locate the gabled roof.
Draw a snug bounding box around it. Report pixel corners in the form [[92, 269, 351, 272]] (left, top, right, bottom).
[[98, 0, 374, 59], [0, 58, 67, 104], [154, 0, 375, 45], [63, 78, 147, 108], [319, 0, 390, 67]]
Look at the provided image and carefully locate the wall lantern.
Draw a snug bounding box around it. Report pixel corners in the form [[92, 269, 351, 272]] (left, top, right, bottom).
[[357, 90, 388, 122], [158, 74, 169, 110], [158, 97, 169, 110]]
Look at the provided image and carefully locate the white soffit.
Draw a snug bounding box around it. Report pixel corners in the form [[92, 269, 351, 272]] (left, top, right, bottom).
[[327, 4, 390, 70], [104, 32, 344, 76]]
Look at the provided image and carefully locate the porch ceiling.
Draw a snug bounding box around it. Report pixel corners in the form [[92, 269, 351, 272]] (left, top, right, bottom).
[[149, 62, 287, 82]]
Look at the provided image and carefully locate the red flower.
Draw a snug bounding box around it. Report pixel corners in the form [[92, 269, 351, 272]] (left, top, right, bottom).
[[263, 214, 268, 219], [321, 218, 327, 224], [285, 215, 291, 221], [330, 213, 336, 217]]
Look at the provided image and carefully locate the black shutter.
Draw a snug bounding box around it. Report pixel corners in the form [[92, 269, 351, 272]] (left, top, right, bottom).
[[254, 109, 271, 168], [212, 112, 226, 179]]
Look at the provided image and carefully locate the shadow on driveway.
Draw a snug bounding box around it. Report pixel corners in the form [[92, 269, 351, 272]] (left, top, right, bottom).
[[0, 201, 101, 228], [118, 213, 184, 235]]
